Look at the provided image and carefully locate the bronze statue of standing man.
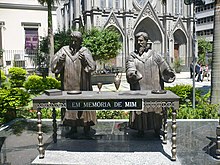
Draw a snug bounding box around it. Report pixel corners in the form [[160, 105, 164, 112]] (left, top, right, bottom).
[[51, 31, 96, 137], [126, 32, 175, 136]]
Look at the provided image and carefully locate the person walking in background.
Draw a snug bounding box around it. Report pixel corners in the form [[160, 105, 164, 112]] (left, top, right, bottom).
[[203, 64, 210, 81], [195, 63, 200, 81], [126, 32, 175, 136], [197, 63, 203, 82], [190, 61, 193, 78], [51, 31, 97, 137]]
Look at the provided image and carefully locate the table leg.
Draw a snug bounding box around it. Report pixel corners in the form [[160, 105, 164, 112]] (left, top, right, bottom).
[[162, 107, 167, 144], [216, 113, 220, 159], [37, 108, 44, 159], [52, 107, 57, 143], [171, 107, 177, 161]]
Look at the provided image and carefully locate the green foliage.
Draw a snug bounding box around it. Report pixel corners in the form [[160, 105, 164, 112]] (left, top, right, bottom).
[[1, 70, 7, 89], [0, 88, 30, 123], [97, 110, 129, 119], [43, 76, 61, 90], [173, 59, 182, 73], [40, 28, 122, 63], [24, 74, 44, 94], [165, 84, 201, 105], [197, 38, 212, 65], [8, 67, 27, 87], [1, 70, 6, 82], [24, 74, 61, 95], [82, 28, 122, 62], [54, 29, 71, 53], [165, 85, 219, 119], [18, 108, 61, 119], [40, 29, 71, 54]]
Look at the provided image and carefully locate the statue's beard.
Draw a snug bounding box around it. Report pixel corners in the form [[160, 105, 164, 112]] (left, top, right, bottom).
[[138, 46, 146, 55]]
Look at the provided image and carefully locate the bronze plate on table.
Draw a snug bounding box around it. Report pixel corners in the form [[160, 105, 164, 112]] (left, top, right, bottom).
[[151, 90, 167, 94], [119, 91, 146, 95], [67, 91, 82, 95]]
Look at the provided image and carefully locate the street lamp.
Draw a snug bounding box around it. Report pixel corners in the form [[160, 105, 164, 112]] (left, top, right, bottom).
[[184, 0, 205, 108]]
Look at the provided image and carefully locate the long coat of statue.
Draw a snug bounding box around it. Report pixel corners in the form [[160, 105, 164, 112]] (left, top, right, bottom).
[[126, 49, 175, 132], [51, 45, 97, 127]]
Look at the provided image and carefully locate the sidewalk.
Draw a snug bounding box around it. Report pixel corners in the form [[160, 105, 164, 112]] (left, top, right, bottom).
[[93, 72, 211, 92]]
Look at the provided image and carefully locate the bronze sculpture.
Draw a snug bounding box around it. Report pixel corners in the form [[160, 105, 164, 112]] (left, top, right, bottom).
[[51, 31, 96, 136], [126, 32, 175, 135]]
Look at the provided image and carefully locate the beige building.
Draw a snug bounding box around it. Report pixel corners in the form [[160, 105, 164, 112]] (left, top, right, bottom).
[[0, 0, 57, 73], [58, 0, 195, 69]]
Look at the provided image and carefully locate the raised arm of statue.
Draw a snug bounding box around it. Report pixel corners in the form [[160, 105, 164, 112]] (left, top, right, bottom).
[[51, 47, 65, 74], [79, 47, 96, 73], [126, 52, 143, 84], [153, 52, 176, 83]]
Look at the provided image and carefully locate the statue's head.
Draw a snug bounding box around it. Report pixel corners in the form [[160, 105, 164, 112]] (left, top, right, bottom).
[[70, 31, 83, 49], [135, 32, 149, 54]]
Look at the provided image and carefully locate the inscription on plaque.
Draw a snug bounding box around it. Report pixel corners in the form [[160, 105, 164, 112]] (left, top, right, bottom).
[[66, 99, 143, 110]]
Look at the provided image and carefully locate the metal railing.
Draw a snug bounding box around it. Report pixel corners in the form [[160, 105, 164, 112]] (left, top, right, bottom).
[[2, 50, 38, 75]]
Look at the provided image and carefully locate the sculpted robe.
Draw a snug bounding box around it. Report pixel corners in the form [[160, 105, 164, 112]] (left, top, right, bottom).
[[126, 49, 175, 131], [51, 45, 97, 127]]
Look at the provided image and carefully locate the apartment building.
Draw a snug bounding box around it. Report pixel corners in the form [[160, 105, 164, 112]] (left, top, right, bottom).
[[196, 0, 214, 43]]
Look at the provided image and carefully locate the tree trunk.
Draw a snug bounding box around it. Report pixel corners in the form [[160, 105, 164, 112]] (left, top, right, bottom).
[[211, 0, 220, 104], [47, 1, 54, 76]]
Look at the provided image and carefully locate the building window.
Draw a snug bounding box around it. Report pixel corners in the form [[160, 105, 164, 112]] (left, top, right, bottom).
[[24, 28, 38, 54], [175, 0, 183, 15], [115, 0, 120, 9], [100, 0, 106, 9], [108, 0, 113, 9]]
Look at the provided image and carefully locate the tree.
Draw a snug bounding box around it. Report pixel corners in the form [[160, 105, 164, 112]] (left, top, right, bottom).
[[197, 38, 212, 65], [211, 0, 220, 104], [82, 28, 122, 63], [40, 28, 122, 64], [37, 0, 59, 75]]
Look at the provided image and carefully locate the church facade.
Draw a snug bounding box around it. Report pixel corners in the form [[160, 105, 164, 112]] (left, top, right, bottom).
[[57, 0, 194, 69]]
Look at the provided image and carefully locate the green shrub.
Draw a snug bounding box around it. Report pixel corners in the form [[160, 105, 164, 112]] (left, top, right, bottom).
[[43, 76, 61, 90], [97, 110, 129, 119], [1, 70, 6, 82], [24, 75, 61, 95], [8, 67, 26, 87], [24, 74, 44, 94], [165, 84, 201, 105], [0, 88, 30, 123], [17, 108, 61, 119], [0, 70, 8, 88], [166, 85, 219, 119]]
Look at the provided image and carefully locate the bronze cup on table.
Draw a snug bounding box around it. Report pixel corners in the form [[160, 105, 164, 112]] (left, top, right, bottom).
[[114, 73, 122, 92], [97, 82, 102, 94]]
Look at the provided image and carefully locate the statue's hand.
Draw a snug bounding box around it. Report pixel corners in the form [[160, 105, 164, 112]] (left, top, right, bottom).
[[128, 71, 142, 82], [79, 53, 88, 66], [163, 69, 176, 83], [79, 53, 85, 60], [59, 54, 66, 63]]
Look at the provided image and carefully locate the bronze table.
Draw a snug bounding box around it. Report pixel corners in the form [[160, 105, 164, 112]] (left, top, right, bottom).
[[33, 90, 179, 161]]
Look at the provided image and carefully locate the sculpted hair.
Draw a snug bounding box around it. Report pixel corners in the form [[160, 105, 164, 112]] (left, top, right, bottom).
[[135, 32, 149, 41], [70, 31, 83, 42]]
